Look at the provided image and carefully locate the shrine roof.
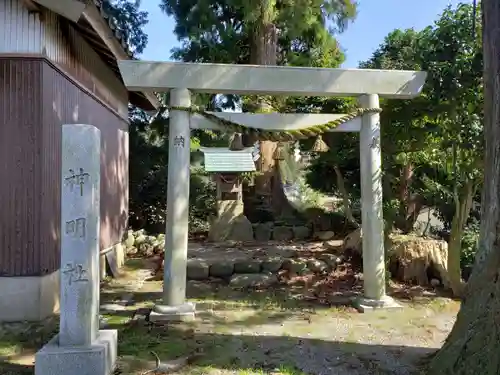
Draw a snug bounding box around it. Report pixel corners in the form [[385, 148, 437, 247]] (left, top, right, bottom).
[[199, 147, 256, 173]]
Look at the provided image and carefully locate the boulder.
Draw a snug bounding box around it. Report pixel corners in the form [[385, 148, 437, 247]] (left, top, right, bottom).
[[261, 257, 284, 272], [135, 234, 147, 246], [324, 240, 343, 250], [229, 274, 278, 288], [307, 259, 328, 273], [138, 243, 154, 257], [254, 223, 273, 241], [210, 261, 235, 278], [124, 233, 135, 249], [187, 260, 210, 280], [146, 235, 157, 244], [343, 228, 362, 252], [210, 214, 254, 242], [126, 247, 138, 256], [315, 231, 335, 241], [133, 229, 145, 237], [317, 253, 342, 268], [234, 260, 262, 274], [282, 259, 307, 274], [273, 226, 294, 241], [292, 226, 310, 240]]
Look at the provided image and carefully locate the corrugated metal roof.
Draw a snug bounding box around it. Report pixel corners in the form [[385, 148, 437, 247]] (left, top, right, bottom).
[[200, 147, 256, 172]]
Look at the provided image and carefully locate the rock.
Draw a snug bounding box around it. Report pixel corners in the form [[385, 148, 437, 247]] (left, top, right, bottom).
[[135, 234, 147, 246], [234, 260, 262, 274], [430, 278, 440, 287], [126, 247, 138, 256], [262, 257, 284, 272], [273, 226, 294, 241], [133, 229, 145, 237], [124, 233, 135, 249], [307, 259, 328, 273], [344, 228, 362, 253], [146, 235, 157, 244], [277, 246, 298, 258], [292, 226, 310, 240], [315, 231, 335, 241], [317, 253, 342, 268], [229, 274, 278, 288], [254, 223, 273, 241], [227, 215, 254, 242], [283, 259, 307, 274], [138, 243, 154, 257], [187, 260, 210, 280], [210, 261, 235, 278], [152, 240, 164, 254], [324, 240, 343, 250]]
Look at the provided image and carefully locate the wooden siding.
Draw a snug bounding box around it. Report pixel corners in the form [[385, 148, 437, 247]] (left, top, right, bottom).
[[0, 58, 43, 277], [0, 0, 44, 53], [0, 0, 128, 117], [0, 57, 129, 277], [42, 11, 128, 117]]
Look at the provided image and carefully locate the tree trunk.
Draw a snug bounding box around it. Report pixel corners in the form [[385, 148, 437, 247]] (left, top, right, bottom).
[[447, 179, 476, 297], [394, 162, 423, 233], [427, 2, 500, 373], [333, 164, 358, 227], [245, 3, 295, 220]]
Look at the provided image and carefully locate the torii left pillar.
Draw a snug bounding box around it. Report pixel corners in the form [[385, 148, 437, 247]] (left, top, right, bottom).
[[149, 88, 196, 321]]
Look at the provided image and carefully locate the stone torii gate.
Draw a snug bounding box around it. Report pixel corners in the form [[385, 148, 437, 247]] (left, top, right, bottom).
[[118, 61, 427, 319]]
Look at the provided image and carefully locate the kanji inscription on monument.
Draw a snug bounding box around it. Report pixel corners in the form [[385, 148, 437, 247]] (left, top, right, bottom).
[[174, 135, 185, 148], [65, 168, 90, 196], [62, 262, 89, 285], [65, 217, 86, 237]]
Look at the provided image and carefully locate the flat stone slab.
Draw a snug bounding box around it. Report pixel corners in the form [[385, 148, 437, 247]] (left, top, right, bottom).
[[149, 302, 196, 322], [352, 295, 403, 313], [35, 330, 117, 375]]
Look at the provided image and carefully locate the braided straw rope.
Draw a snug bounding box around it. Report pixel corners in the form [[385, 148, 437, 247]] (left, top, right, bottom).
[[170, 106, 381, 142]]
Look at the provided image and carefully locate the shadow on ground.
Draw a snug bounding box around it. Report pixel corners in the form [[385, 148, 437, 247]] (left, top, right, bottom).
[[112, 321, 434, 375]]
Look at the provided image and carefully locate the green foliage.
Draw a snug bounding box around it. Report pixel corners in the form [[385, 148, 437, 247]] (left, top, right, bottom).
[[306, 2, 483, 237], [460, 219, 479, 269], [102, 0, 149, 55], [160, 0, 355, 67]]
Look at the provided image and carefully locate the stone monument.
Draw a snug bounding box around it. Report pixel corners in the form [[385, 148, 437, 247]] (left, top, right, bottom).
[[35, 124, 117, 375]]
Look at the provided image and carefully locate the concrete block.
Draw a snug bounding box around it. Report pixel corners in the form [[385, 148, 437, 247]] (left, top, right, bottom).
[[35, 330, 117, 375], [149, 302, 196, 322]]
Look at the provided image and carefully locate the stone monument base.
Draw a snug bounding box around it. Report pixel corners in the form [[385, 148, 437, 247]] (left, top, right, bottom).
[[352, 295, 402, 313], [35, 330, 117, 375], [149, 302, 196, 322]]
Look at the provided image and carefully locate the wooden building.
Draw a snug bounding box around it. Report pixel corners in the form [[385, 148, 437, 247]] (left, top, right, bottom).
[[0, 0, 159, 321]]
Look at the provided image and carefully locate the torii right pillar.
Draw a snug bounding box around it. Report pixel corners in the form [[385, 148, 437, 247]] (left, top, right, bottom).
[[354, 94, 401, 312]]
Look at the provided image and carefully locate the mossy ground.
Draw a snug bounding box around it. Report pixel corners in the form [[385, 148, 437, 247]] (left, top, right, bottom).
[[0, 259, 459, 375]]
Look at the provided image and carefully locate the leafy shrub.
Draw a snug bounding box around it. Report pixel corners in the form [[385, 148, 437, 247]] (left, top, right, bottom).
[[461, 219, 480, 269]]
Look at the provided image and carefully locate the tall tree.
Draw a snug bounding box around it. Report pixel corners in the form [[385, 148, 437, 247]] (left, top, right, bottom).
[[103, 0, 149, 56], [427, 1, 500, 373], [160, 0, 356, 219], [419, 3, 483, 296]]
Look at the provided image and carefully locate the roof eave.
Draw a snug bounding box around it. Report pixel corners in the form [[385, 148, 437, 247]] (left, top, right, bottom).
[[81, 2, 161, 110]]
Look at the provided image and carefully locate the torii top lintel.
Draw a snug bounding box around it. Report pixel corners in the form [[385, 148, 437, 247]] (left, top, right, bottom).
[[118, 60, 427, 99]]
